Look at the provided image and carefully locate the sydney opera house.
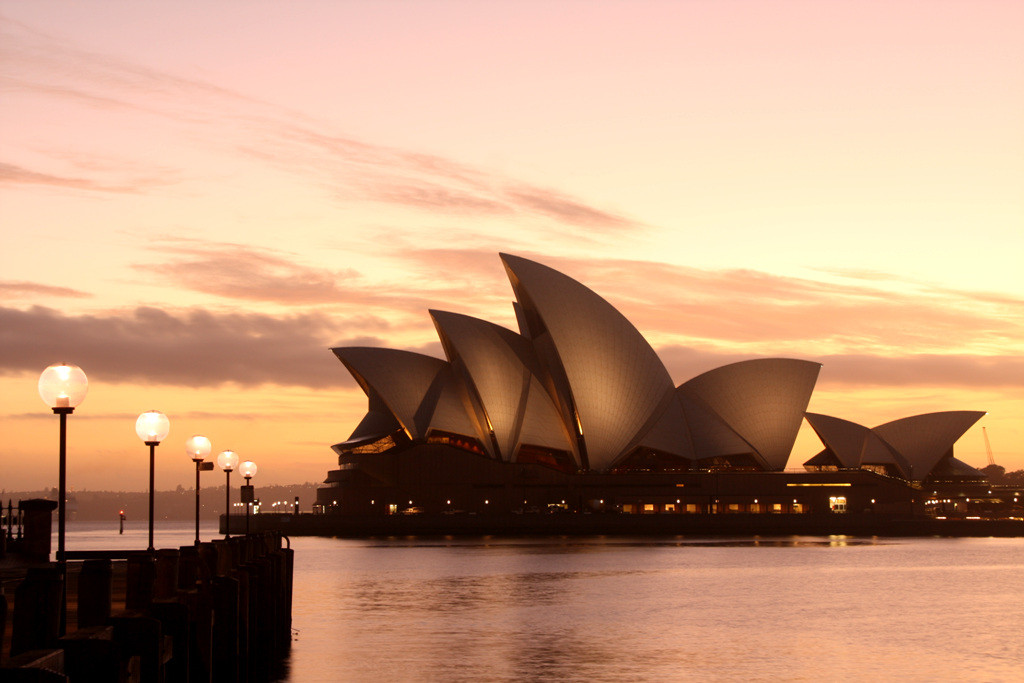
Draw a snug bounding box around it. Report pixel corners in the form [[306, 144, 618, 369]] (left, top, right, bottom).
[[315, 254, 990, 522]]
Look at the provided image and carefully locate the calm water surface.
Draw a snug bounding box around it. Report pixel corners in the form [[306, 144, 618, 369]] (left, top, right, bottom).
[[63, 524, 1024, 681]]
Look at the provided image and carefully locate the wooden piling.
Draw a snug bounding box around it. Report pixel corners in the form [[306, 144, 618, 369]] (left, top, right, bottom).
[[125, 556, 155, 612], [11, 567, 62, 657], [4, 532, 292, 681], [76, 559, 111, 629]]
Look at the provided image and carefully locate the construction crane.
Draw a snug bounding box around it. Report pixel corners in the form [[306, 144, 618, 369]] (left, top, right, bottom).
[[982, 426, 996, 466]]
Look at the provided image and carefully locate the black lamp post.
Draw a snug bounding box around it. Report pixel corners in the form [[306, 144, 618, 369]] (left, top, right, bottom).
[[38, 362, 88, 636], [216, 450, 239, 538], [239, 460, 257, 535], [136, 410, 170, 553], [186, 435, 212, 544]]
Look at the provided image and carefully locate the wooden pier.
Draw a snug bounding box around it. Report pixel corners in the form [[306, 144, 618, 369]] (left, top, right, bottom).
[[1, 532, 293, 682]]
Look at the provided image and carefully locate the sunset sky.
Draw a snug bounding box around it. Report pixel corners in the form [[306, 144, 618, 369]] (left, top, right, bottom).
[[2, 1, 1022, 492]]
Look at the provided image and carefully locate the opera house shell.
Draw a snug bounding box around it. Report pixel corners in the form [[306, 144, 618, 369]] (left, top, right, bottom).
[[803, 411, 986, 481], [317, 254, 989, 520]]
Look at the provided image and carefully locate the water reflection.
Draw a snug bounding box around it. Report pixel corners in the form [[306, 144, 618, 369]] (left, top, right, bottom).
[[360, 535, 884, 549], [283, 535, 1024, 681]]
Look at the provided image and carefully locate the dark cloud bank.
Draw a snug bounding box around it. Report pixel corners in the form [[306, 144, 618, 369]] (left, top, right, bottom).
[[0, 305, 362, 389], [3, 305, 1022, 392]]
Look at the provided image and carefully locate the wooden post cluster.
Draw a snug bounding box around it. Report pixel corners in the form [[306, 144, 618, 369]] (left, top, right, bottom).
[[0, 532, 294, 682]]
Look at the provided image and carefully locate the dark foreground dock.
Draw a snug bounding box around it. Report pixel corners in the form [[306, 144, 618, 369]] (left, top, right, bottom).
[[1, 533, 293, 682]]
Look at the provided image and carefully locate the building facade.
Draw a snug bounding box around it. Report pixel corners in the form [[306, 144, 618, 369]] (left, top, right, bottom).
[[316, 254, 988, 519]]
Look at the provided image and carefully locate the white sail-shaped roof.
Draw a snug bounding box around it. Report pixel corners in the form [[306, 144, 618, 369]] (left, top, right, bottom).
[[804, 412, 872, 469], [428, 364, 483, 442], [678, 391, 755, 459], [679, 359, 820, 470], [342, 392, 402, 444], [872, 411, 985, 480], [616, 394, 696, 466], [500, 253, 682, 472], [332, 347, 477, 442], [859, 430, 913, 478], [331, 254, 984, 481], [803, 410, 984, 480], [430, 310, 575, 463]]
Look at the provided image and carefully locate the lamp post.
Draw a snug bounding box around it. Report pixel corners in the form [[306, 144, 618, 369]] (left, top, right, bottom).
[[136, 410, 170, 553], [38, 362, 88, 636], [239, 460, 257, 535], [216, 450, 239, 537], [186, 435, 212, 544]]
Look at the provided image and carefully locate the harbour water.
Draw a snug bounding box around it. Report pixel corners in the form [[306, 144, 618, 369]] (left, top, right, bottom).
[[59, 523, 1024, 681]]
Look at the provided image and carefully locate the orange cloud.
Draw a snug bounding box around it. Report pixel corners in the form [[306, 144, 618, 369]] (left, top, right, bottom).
[[0, 281, 92, 300], [136, 242, 513, 324]]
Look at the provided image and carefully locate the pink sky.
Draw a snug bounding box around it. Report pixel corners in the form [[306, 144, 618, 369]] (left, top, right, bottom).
[[1, 1, 1022, 491]]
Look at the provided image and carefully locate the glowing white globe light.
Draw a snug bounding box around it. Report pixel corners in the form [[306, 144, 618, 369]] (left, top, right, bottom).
[[135, 410, 170, 444], [38, 363, 88, 409], [217, 450, 239, 472], [186, 435, 212, 462], [239, 460, 258, 479]]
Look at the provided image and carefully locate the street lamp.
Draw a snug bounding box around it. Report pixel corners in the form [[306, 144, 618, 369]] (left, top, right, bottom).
[[216, 450, 239, 538], [136, 410, 170, 552], [38, 362, 88, 636], [186, 435, 212, 544], [239, 460, 257, 535]]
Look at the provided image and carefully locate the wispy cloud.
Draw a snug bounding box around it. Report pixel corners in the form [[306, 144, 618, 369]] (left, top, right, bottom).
[[243, 129, 638, 237], [369, 182, 510, 214], [505, 186, 635, 230], [0, 161, 145, 193], [2, 17, 639, 238], [377, 248, 1024, 389], [394, 247, 513, 286], [142, 242, 361, 306], [0, 16, 256, 106], [0, 280, 92, 300], [359, 247, 1024, 357], [814, 353, 1024, 389], [656, 345, 1024, 390], [511, 254, 1024, 354], [136, 241, 514, 324]]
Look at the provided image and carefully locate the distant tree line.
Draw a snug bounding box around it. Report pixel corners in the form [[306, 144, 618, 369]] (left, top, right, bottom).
[[980, 465, 1024, 486], [1, 483, 322, 522]]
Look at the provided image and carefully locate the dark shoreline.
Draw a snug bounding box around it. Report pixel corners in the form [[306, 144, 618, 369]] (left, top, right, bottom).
[[234, 512, 1024, 538]]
